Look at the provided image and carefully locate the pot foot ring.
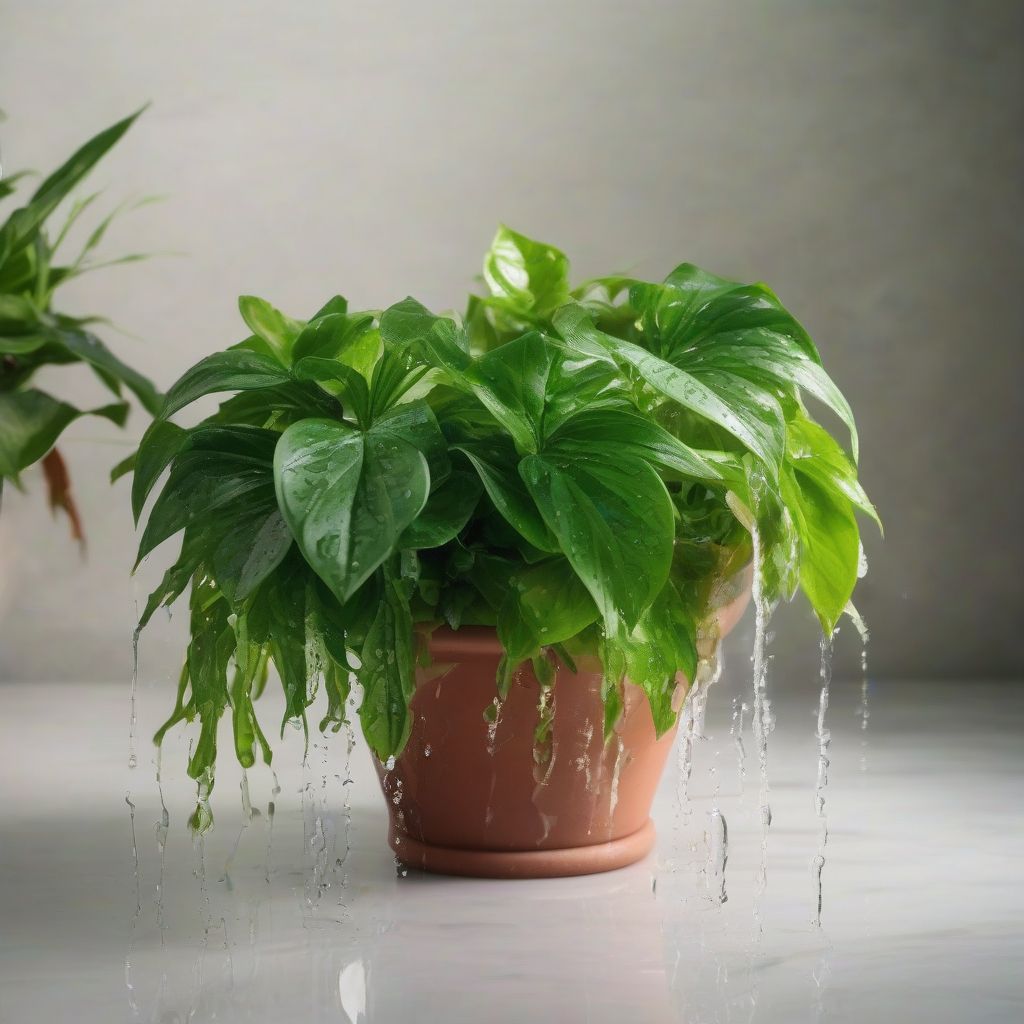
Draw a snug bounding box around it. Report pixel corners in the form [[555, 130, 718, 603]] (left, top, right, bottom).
[[390, 819, 656, 879]]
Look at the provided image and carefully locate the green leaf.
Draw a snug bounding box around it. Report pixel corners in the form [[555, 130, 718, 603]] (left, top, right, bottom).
[[468, 330, 554, 453], [512, 558, 599, 645], [293, 356, 371, 427], [520, 452, 674, 635], [786, 412, 879, 529], [0, 389, 127, 478], [136, 426, 278, 564], [548, 407, 721, 481], [213, 500, 293, 605], [130, 418, 189, 521], [0, 107, 144, 263], [274, 417, 430, 604], [237, 295, 304, 362], [358, 569, 415, 758], [620, 582, 697, 736], [291, 310, 376, 364], [554, 303, 785, 473], [483, 225, 570, 316], [398, 469, 482, 549], [161, 350, 292, 418], [55, 329, 162, 414], [455, 439, 559, 553], [780, 464, 860, 634]]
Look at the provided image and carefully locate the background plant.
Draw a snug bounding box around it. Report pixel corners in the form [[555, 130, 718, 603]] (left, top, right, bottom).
[[133, 226, 878, 828], [0, 109, 160, 542]]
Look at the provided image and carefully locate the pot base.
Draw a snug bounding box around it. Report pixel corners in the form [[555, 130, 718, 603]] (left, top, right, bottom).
[[390, 819, 657, 879]]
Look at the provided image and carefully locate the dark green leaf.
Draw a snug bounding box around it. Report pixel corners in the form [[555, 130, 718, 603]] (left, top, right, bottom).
[[520, 452, 674, 635], [161, 350, 291, 418], [398, 469, 482, 548], [0, 389, 127, 478], [274, 417, 430, 604], [358, 569, 415, 758]]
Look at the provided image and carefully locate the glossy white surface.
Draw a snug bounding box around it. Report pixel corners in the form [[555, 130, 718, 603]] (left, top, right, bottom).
[[1, 669, 1021, 1023]]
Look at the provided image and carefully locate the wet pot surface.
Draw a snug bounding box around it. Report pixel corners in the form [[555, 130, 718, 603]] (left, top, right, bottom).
[[376, 577, 751, 878]]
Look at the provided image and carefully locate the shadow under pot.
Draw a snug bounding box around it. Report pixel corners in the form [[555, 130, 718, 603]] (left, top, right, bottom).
[[374, 573, 751, 879]]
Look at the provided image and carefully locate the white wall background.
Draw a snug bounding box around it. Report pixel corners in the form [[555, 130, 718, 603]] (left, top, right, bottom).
[[1, 0, 1021, 684]]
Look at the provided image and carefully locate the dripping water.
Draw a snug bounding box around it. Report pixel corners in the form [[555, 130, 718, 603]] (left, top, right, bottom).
[[851, 612, 871, 772], [749, 521, 775, 921], [674, 651, 720, 834], [335, 718, 356, 889], [264, 771, 281, 884], [608, 736, 626, 821], [731, 697, 750, 793], [124, 791, 141, 1017], [128, 622, 140, 771], [812, 633, 834, 927], [154, 747, 170, 942], [703, 807, 728, 905]]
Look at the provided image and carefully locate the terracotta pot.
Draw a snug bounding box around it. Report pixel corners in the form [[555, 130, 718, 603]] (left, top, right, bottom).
[[376, 571, 751, 878]]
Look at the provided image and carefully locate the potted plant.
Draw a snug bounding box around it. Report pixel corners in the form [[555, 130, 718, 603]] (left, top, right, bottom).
[[134, 226, 877, 876], [0, 109, 160, 545]]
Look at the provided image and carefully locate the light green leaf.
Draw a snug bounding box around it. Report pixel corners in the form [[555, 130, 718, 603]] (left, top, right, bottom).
[[237, 295, 304, 362], [483, 225, 570, 316], [780, 464, 860, 634]]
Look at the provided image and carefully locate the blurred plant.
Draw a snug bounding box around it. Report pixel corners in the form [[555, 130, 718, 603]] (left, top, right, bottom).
[[0, 109, 160, 545], [133, 226, 879, 829]]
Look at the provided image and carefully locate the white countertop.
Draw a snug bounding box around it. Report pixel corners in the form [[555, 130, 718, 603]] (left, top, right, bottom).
[[1, 665, 1021, 1023]]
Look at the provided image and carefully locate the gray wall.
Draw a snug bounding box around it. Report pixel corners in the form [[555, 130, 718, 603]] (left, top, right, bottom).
[[1, 0, 1021, 684]]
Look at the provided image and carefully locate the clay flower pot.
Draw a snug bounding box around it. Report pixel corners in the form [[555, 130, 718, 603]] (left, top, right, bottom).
[[376, 573, 751, 878]]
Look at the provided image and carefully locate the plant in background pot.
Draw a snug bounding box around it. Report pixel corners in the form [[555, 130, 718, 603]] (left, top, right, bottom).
[[134, 226, 878, 876], [0, 110, 160, 544]]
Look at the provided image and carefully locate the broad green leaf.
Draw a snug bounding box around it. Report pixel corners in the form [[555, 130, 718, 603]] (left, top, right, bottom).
[[293, 356, 371, 427], [520, 453, 674, 635], [358, 570, 415, 758], [468, 330, 554, 453], [161, 350, 291, 418], [512, 558, 599, 645], [483, 225, 570, 316], [548, 407, 721, 481], [0, 388, 127, 478], [291, 310, 376, 364], [131, 418, 189, 521], [620, 582, 698, 736], [213, 501, 293, 605], [554, 303, 785, 473], [455, 440, 558, 553], [780, 464, 859, 634], [237, 295, 303, 361], [632, 269, 858, 462], [786, 412, 879, 529], [274, 418, 430, 603], [136, 426, 278, 564], [379, 297, 469, 366], [373, 400, 450, 484], [398, 469, 482, 548]]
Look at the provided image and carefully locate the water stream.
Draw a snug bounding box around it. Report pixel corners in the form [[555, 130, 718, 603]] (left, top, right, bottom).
[[812, 634, 834, 927]]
